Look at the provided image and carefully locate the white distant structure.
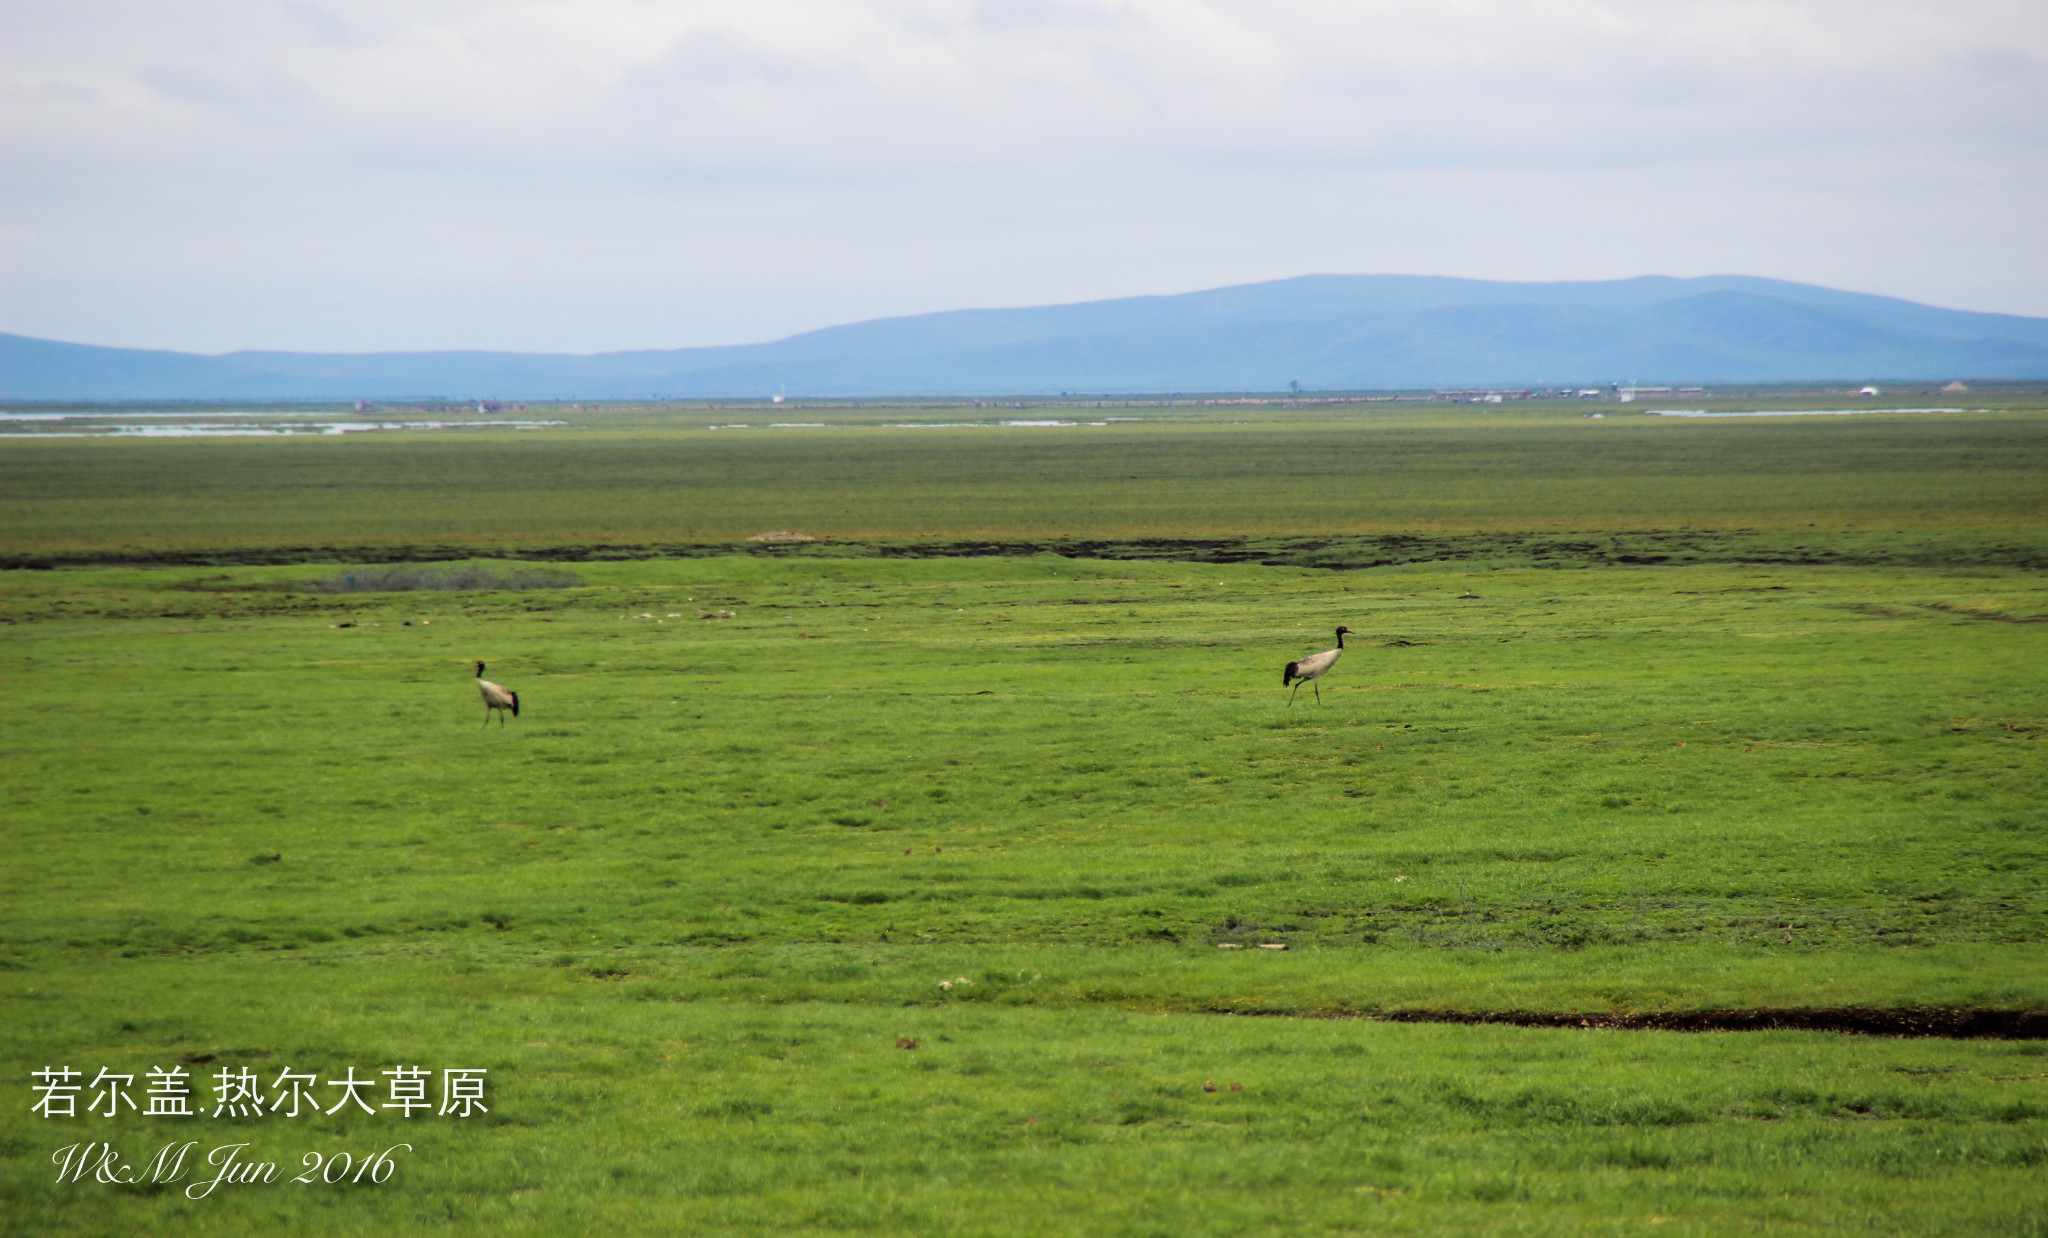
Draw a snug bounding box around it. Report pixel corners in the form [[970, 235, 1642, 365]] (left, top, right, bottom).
[[772, 388, 786, 404], [1942, 380, 1969, 393], [1859, 385, 1881, 396]]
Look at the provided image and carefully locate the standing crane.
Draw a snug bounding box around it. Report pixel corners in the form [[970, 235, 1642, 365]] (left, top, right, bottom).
[[475, 660, 519, 727], [1282, 626, 1351, 706]]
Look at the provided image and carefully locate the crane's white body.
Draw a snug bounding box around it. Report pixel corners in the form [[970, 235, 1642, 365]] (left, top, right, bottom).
[[1283, 626, 1350, 705], [475, 661, 519, 726]]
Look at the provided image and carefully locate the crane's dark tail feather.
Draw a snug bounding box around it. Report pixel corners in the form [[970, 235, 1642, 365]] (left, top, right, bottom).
[[1282, 661, 1299, 686], [510, 691, 520, 718]]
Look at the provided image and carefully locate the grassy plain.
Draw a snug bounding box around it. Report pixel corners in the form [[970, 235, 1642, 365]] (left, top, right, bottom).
[[2, 401, 2046, 1232], [2, 402, 2046, 560]]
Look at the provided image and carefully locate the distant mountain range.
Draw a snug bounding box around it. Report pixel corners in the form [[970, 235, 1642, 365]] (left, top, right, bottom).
[[6, 274, 2048, 401]]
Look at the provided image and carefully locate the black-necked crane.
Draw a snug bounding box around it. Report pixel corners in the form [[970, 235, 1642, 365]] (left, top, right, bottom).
[[1283, 626, 1351, 706], [475, 660, 519, 727]]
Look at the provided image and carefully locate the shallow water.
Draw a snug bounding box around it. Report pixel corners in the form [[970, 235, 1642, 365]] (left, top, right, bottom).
[[883, 419, 1110, 429], [0, 414, 564, 438], [1645, 407, 1977, 418]]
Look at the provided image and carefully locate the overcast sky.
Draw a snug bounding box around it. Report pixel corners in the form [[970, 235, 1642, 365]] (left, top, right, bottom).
[[3, 1, 2044, 353]]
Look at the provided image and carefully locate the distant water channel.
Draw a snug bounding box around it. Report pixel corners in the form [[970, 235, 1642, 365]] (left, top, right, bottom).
[[1644, 407, 1978, 418], [0, 410, 565, 437], [705, 419, 1124, 430]]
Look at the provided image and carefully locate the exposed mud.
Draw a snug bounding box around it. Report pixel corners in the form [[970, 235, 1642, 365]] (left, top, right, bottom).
[[1203, 1004, 2048, 1040], [1925, 601, 2048, 624], [8, 530, 2048, 573]]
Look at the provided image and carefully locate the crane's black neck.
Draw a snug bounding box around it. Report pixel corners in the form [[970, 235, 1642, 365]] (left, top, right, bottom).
[[1334, 629, 1346, 649]]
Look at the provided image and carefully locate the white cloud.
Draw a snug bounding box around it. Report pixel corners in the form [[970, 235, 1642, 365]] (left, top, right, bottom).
[[2, 0, 2044, 350]]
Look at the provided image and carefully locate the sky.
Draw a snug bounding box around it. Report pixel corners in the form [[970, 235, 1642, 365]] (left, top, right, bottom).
[[3, 0, 2045, 354]]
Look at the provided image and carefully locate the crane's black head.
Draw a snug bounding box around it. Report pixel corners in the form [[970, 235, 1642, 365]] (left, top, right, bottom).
[[1335, 625, 1352, 636], [475, 660, 486, 676]]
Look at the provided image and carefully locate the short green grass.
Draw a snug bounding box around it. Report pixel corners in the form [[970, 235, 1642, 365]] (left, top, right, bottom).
[[3, 553, 2045, 1231], [4, 557, 2044, 962], [4, 401, 2046, 1231], [10, 961, 2048, 1234]]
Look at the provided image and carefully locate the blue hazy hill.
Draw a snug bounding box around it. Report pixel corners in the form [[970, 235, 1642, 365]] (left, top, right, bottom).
[[5, 274, 2047, 400]]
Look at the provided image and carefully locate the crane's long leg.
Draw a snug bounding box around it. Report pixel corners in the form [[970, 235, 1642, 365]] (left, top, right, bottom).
[[1313, 679, 1322, 704], [1288, 680, 1303, 707], [482, 706, 491, 728]]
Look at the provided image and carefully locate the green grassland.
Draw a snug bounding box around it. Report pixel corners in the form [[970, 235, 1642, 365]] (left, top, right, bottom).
[[3, 403, 2047, 1232], [3, 403, 2046, 560]]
